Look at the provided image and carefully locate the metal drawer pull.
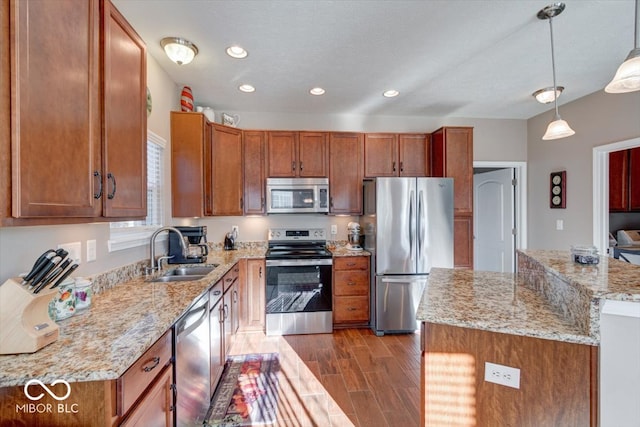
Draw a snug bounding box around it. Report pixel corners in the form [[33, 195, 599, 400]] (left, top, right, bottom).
[[348, 282, 356, 286], [93, 171, 103, 199], [107, 173, 117, 199], [347, 307, 357, 311], [142, 356, 160, 372]]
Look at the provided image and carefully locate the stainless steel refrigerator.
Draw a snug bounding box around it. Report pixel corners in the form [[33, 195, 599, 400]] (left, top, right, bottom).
[[362, 177, 454, 335]]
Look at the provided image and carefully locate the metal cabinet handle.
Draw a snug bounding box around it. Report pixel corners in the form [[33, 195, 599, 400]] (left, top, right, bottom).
[[392, 161, 396, 172], [400, 161, 404, 172], [261, 197, 265, 208], [292, 161, 296, 171], [142, 356, 160, 372], [330, 197, 334, 208], [240, 197, 244, 209], [93, 171, 103, 199], [347, 307, 357, 311], [347, 281, 356, 286], [300, 161, 303, 171], [233, 289, 238, 303], [107, 173, 117, 199], [259, 266, 262, 278]]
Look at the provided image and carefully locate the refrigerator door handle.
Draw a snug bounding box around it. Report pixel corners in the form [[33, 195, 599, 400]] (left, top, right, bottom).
[[418, 189, 424, 262], [409, 189, 415, 260]]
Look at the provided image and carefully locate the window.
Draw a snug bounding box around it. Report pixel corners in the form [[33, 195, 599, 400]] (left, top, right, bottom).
[[108, 130, 166, 251]]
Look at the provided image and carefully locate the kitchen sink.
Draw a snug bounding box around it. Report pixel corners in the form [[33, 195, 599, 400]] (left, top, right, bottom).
[[147, 265, 218, 283], [163, 266, 217, 276]]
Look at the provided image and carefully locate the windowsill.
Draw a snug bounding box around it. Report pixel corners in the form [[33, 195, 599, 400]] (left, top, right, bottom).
[[108, 227, 165, 252]]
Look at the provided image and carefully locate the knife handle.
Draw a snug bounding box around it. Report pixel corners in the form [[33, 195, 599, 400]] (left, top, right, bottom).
[[42, 258, 72, 288], [22, 250, 55, 283], [50, 264, 79, 289], [29, 257, 59, 291]]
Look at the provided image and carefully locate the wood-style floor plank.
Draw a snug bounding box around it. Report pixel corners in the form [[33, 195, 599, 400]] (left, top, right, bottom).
[[220, 329, 420, 426]]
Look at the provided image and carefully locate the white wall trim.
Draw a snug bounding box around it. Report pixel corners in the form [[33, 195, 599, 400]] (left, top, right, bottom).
[[473, 161, 528, 251], [593, 137, 640, 255]]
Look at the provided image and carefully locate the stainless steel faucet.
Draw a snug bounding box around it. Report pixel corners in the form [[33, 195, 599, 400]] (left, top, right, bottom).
[[147, 226, 188, 273]]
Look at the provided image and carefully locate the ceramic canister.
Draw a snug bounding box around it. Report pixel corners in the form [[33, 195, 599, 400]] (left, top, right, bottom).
[[48, 278, 76, 321], [74, 278, 93, 310]]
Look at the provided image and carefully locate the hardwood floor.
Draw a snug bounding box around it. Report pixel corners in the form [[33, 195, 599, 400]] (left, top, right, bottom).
[[226, 328, 421, 426]]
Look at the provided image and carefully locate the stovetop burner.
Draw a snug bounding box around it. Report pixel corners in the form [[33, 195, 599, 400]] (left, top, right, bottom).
[[266, 228, 331, 260]]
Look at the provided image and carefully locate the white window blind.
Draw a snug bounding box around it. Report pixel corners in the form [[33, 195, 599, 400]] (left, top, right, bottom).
[[109, 130, 166, 251]]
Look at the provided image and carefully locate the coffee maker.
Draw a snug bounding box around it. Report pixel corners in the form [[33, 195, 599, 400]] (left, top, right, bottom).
[[168, 226, 208, 264]]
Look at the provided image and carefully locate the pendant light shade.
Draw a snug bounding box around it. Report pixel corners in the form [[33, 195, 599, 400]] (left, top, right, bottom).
[[538, 3, 575, 141], [543, 117, 575, 140], [605, 0, 640, 93], [161, 37, 199, 65]]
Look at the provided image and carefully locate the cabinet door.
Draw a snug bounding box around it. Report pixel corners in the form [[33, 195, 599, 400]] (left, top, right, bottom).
[[211, 124, 243, 215], [171, 112, 206, 217], [210, 299, 223, 395], [298, 132, 328, 177], [10, 0, 102, 218], [609, 150, 629, 212], [432, 127, 473, 215], [223, 289, 232, 356], [454, 215, 473, 269], [103, 0, 147, 218], [121, 365, 173, 427], [267, 131, 298, 177], [243, 131, 266, 214], [240, 259, 265, 331], [629, 148, 640, 211], [364, 133, 398, 177], [399, 134, 429, 177], [329, 133, 364, 214]]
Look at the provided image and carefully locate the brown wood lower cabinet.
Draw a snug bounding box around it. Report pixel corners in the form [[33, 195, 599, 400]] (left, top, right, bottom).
[[120, 365, 173, 427], [239, 258, 266, 332], [421, 322, 597, 427], [332, 256, 370, 327]]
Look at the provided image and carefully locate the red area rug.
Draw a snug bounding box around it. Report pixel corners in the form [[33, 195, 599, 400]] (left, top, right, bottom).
[[207, 353, 280, 426]]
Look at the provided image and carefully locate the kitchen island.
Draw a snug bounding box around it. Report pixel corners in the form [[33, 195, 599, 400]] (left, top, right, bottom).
[[417, 250, 640, 427]]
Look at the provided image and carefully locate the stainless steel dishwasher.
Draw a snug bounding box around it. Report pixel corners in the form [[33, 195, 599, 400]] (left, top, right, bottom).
[[174, 294, 210, 426]]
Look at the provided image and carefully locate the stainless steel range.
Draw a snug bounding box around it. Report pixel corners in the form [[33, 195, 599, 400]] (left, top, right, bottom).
[[265, 228, 333, 335]]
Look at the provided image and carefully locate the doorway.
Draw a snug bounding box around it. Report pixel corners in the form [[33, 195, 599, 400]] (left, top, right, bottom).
[[473, 161, 527, 273]]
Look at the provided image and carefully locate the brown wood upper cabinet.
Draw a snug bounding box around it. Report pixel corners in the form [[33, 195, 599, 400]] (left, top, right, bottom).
[[267, 131, 328, 177], [364, 133, 430, 177], [2, 0, 146, 224], [329, 133, 364, 214], [243, 131, 266, 214], [171, 112, 243, 217], [609, 147, 640, 212]]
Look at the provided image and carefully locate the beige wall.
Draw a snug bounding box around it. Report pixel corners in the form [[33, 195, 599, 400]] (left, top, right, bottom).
[[526, 90, 640, 250]]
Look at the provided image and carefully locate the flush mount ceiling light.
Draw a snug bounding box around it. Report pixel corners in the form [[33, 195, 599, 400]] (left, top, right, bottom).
[[532, 86, 564, 104], [226, 45, 248, 59], [538, 3, 575, 141], [160, 37, 198, 65], [383, 89, 399, 98], [605, 0, 640, 93], [309, 87, 325, 96], [238, 84, 255, 93]]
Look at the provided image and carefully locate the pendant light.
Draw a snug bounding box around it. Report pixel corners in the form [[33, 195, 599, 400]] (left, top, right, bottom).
[[538, 3, 575, 141], [605, 0, 640, 93]]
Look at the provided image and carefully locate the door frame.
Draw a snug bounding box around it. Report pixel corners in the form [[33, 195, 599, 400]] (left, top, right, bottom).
[[473, 161, 528, 255], [593, 137, 640, 254]]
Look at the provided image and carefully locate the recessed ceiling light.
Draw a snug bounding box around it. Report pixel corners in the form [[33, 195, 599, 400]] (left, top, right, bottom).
[[238, 84, 255, 93], [226, 45, 248, 59], [383, 89, 399, 98], [310, 87, 325, 96]]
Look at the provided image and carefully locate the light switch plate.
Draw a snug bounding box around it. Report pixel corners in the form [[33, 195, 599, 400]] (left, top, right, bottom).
[[86, 239, 97, 262]]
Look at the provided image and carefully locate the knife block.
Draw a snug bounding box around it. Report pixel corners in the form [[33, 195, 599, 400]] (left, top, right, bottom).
[[0, 278, 59, 354]]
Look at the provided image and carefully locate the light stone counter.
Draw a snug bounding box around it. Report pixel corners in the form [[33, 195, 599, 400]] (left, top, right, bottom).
[[417, 250, 640, 346], [416, 268, 595, 345], [0, 248, 265, 388]]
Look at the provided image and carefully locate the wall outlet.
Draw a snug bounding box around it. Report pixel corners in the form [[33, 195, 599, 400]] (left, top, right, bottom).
[[484, 362, 520, 389], [556, 219, 564, 230], [331, 224, 338, 235], [58, 241, 82, 264], [86, 239, 97, 262]]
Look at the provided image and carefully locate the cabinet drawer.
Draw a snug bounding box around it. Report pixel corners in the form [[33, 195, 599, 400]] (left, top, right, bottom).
[[334, 270, 369, 296], [334, 296, 369, 323], [118, 330, 172, 416], [223, 263, 239, 292], [333, 256, 369, 271]]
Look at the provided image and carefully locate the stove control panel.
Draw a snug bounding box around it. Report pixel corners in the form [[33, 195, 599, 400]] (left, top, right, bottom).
[[268, 228, 326, 241]]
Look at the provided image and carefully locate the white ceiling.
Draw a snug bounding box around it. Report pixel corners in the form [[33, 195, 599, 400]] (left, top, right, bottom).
[[112, 0, 636, 120]]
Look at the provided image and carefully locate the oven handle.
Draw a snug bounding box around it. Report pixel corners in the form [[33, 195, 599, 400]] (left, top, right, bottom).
[[266, 258, 333, 267]]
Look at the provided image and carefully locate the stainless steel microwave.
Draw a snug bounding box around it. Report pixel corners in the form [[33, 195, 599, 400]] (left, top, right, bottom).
[[266, 178, 329, 214]]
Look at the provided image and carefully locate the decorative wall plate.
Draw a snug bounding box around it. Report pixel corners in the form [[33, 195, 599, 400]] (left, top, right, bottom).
[[550, 171, 566, 208]]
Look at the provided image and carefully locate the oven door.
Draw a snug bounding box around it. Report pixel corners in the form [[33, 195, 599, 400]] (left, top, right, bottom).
[[265, 259, 332, 313]]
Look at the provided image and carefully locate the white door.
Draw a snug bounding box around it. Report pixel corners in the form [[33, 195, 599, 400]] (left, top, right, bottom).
[[473, 168, 515, 272]]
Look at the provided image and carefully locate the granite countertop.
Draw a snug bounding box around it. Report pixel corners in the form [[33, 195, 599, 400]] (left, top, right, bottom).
[[519, 249, 640, 301], [416, 268, 596, 345], [0, 248, 264, 388], [328, 246, 371, 257]]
